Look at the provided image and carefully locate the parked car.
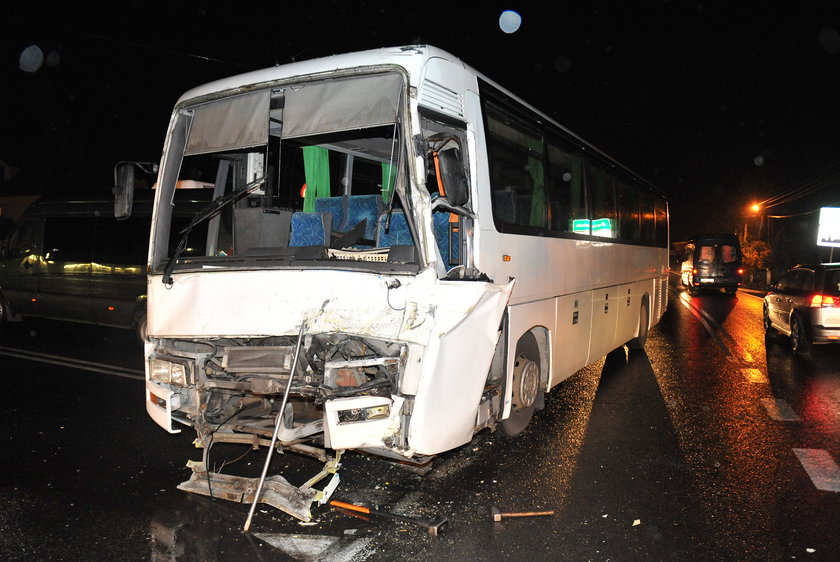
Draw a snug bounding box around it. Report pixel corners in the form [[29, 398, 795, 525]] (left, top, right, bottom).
[[763, 263, 840, 352], [680, 233, 743, 296]]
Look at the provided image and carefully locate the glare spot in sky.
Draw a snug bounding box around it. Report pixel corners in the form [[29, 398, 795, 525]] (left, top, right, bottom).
[[46, 50, 61, 68], [499, 10, 522, 34], [819, 26, 840, 54], [554, 55, 572, 73], [754, 155, 765, 167], [19, 45, 44, 73]]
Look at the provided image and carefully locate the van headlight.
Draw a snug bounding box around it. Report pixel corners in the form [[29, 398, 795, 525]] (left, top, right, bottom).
[[149, 358, 191, 386]]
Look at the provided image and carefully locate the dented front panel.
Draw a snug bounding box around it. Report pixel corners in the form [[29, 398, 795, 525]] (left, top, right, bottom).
[[144, 267, 511, 458]]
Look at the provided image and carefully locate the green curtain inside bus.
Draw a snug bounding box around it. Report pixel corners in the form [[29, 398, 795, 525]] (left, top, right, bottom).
[[302, 146, 331, 212], [381, 163, 396, 204], [527, 137, 545, 227]]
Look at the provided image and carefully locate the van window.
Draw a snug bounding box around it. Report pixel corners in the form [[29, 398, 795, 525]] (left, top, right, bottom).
[[721, 245, 738, 263], [698, 245, 714, 263], [8, 219, 42, 257], [43, 218, 94, 262], [94, 217, 151, 265]]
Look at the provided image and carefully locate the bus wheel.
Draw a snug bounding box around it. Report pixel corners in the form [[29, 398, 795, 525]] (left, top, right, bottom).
[[627, 298, 649, 351], [500, 333, 540, 437]]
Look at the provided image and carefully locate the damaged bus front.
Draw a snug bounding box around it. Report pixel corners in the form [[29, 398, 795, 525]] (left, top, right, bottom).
[[138, 52, 512, 520]]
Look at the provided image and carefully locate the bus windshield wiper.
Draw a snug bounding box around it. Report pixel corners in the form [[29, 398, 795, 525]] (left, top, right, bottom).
[[162, 176, 266, 284]]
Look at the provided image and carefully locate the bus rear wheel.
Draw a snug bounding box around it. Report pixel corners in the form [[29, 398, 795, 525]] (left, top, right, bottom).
[[499, 333, 540, 437], [627, 298, 649, 351]]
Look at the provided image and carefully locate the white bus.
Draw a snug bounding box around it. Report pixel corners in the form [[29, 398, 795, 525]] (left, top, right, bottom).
[[128, 45, 669, 520]]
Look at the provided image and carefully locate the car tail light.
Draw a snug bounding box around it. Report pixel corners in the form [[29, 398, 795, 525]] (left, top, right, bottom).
[[737, 268, 744, 275], [692, 268, 698, 275], [810, 294, 837, 308]]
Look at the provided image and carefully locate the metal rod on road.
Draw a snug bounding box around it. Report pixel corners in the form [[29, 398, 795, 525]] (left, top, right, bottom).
[[243, 318, 307, 532]]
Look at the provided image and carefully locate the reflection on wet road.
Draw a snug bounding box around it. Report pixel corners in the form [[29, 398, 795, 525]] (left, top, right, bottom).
[[1, 284, 839, 560]]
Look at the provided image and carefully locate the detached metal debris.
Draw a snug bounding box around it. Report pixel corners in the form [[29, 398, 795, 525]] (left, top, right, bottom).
[[178, 451, 342, 523]]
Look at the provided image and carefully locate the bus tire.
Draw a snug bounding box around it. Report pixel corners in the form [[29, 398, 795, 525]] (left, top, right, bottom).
[[499, 332, 541, 437], [627, 298, 649, 351]]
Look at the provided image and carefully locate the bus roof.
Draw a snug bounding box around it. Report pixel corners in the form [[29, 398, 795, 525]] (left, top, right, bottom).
[[173, 44, 665, 200]]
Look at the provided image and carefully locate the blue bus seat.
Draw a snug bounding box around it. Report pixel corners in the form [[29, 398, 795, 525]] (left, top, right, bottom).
[[375, 210, 412, 247], [345, 195, 382, 239], [290, 212, 332, 247]]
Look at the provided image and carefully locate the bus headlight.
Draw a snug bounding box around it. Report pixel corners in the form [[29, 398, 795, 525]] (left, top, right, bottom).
[[149, 358, 191, 386]]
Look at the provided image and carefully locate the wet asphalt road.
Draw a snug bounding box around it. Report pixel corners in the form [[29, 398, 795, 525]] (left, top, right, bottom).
[[1, 277, 839, 561]]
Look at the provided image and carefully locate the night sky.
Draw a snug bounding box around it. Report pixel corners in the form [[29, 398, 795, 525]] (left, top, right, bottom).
[[3, 2, 840, 242]]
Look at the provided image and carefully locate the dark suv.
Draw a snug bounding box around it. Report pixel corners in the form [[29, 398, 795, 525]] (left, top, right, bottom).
[[763, 263, 840, 352]]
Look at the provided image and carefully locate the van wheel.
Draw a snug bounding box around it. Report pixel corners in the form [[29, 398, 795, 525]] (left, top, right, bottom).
[[725, 286, 737, 296], [627, 298, 649, 351], [0, 295, 7, 334], [136, 313, 148, 343], [790, 315, 810, 353], [499, 333, 540, 437]]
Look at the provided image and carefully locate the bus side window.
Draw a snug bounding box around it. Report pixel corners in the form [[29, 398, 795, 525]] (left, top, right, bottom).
[[547, 137, 585, 233], [588, 159, 617, 238], [616, 174, 640, 241], [485, 103, 547, 230]]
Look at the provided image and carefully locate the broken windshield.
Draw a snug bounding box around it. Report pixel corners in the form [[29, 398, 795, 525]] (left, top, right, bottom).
[[150, 72, 420, 276]]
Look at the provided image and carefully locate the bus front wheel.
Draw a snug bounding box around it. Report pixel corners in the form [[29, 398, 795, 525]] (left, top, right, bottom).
[[499, 333, 541, 437]]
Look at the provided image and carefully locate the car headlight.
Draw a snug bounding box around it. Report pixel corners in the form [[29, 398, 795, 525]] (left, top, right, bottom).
[[149, 358, 191, 386]]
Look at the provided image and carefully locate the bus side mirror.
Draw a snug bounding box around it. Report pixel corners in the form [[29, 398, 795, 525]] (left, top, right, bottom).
[[113, 162, 135, 219], [437, 146, 469, 207]]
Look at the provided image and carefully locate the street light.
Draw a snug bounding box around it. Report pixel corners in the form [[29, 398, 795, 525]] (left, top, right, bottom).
[[745, 203, 764, 240]]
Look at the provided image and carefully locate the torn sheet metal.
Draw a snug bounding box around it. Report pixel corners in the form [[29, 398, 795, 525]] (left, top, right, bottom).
[[178, 453, 342, 522], [408, 279, 514, 454]]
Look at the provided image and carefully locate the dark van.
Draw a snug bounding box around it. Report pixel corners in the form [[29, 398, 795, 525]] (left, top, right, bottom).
[[680, 233, 743, 295], [0, 194, 155, 339], [0, 190, 207, 339]]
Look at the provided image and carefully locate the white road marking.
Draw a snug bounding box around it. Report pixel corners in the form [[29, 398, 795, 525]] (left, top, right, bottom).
[[0, 345, 144, 380], [253, 533, 373, 561], [793, 448, 840, 492], [760, 398, 801, 421], [675, 291, 730, 355]]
